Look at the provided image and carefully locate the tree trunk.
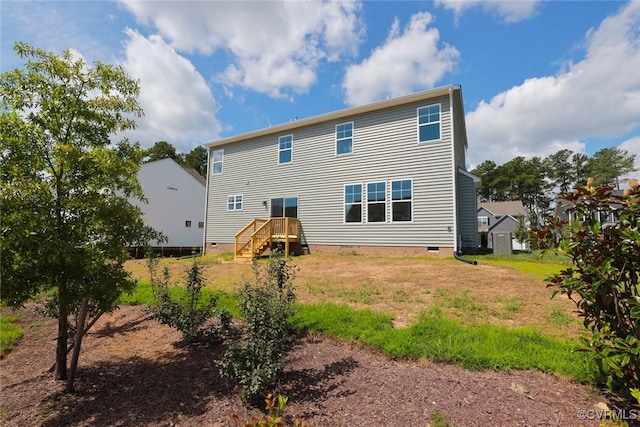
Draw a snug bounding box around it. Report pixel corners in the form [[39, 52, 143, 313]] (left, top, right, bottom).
[[55, 283, 69, 380], [66, 297, 89, 392]]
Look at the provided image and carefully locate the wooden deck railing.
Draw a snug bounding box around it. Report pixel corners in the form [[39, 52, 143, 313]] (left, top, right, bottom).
[[234, 218, 300, 259]]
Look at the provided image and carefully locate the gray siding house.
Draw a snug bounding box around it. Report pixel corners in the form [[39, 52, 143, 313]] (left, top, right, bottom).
[[204, 85, 479, 258], [477, 201, 528, 251]]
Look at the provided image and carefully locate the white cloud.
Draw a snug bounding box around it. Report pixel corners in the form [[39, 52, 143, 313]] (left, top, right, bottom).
[[120, 29, 222, 151], [465, 1, 640, 166], [435, 0, 540, 23], [619, 136, 640, 181], [342, 12, 459, 106], [119, 0, 364, 98]]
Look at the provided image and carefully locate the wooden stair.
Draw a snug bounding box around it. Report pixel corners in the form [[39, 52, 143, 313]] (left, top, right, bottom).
[[234, 217, 300, 259]]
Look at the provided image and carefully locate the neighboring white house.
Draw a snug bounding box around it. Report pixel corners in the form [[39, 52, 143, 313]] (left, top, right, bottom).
[[203, 85, 480, 258], [133, 158, 206, 253]]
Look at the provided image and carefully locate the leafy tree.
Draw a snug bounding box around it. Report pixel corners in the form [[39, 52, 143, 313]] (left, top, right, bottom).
[[143, 140, 181, 163], [0, 42, 160, 391], [513, 215, 529, 248], [532, 179, 640, 393], [184, 145, 207, 176], [586, 147, 636, 189]]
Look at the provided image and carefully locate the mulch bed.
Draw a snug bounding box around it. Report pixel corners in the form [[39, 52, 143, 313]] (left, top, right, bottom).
[[1, 305, 636, 426]]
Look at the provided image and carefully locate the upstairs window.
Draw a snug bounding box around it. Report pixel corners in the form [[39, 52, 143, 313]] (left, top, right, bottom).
[[478, 216, 489, 227], [278, 135, 293, 164], [336, 122, 353, 155], [211, 149, 224, 175], [367, 181, 386, 223], [344, 184, 362, 223], [417, 104, 441, 142], [391, 179, 412, 222], [227, 194, 243, 211]]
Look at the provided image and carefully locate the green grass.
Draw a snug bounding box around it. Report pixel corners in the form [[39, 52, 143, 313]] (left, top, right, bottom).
[[0, 315, 24, 353], [119, 280, 240, 316], [468, 251, 570, 282], [293, 303, 596, 383]]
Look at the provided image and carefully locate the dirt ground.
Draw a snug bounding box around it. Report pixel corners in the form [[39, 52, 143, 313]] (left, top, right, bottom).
[[1, 255, 637, 426]]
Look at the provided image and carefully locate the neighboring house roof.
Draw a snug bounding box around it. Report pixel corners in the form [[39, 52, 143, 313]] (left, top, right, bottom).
[[488, 214, 520, 232], [478, 201, 525, 217], [205, 84, 465, 149], [182, 166, 206, 186]]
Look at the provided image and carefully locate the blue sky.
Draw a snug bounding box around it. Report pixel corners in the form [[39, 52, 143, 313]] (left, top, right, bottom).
[[2, 0, 639, 173]]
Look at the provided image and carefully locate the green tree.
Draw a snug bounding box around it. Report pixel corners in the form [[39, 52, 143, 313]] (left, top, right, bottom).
[[532, 180, 640, 393], [470, 160, 499, 202], [183, 145, 207, 176], [0, 42, 160, 391], [143, 140, 181, 163], [544, 149, 575, 193], [586, 147, 636, 189], [572, 152, 589, 187]]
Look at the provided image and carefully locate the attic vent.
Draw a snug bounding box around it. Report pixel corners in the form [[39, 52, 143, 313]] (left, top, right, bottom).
[[166, 186, 178, 191]]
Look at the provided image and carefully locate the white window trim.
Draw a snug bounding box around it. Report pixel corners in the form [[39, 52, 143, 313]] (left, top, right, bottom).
[[365, 181, 387, 224], [269, 195, 299, 218], [417, 103, 442, 144], [211, 148, 224, 175], [343, 183, 363, 224], [335, 121, 354, 156], [278, 134, 293, 165], [227, 194, 243, 211], [390, 178, 414, 223]]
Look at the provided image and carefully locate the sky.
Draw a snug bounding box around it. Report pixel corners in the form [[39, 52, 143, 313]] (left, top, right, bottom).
[[2, 0, 640, 174]]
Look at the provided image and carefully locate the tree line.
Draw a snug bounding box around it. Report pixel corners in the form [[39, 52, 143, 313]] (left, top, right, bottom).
[[471, 147, 636, 226], [144, 140, 207, 177]]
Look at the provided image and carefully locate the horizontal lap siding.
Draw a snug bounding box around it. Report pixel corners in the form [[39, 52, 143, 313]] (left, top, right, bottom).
[[206, 96, 456, 248]]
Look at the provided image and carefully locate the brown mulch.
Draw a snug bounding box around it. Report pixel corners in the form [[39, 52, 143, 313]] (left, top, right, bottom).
[[0, 305, 634, 427]]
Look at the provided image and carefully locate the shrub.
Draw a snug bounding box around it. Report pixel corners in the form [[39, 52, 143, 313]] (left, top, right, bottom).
[[217, 250, 297, 402], [148, 256, 230, 343], [533, 178, 640, 393], [230, 393, 310, 427]]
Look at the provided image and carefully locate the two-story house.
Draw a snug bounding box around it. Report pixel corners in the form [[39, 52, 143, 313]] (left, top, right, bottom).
[[203, 85, 480, 258], [477, 201, 528, 251], [130, 157, 206, 256]]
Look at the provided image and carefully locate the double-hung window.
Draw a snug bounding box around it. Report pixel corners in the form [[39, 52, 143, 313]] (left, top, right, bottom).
[[367, 182, 386, 223], [344, 184, 362, 223], [212, 149, 224, 175], [336, 122, 353, 155], [391, 179, 412, 222], [417, 104, 441, 142], [278, 135, 293, 164], [227, 194, 243, 211]]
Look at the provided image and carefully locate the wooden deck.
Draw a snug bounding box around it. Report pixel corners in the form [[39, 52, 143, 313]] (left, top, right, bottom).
[[234, 217, 300, 259]]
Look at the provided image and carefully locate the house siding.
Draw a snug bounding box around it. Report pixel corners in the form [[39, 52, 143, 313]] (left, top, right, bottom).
[[206, 95, 459, 249], [134, 158, 205, 248]]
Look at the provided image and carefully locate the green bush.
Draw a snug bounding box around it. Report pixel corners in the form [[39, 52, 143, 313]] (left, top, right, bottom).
[[217, 250, 297, 403], [533, 179, 640, 393], [148, 256, 230, 343]]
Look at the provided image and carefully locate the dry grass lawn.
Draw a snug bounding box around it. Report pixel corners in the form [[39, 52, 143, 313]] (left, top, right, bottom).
[[125, 252, 582, 339]]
